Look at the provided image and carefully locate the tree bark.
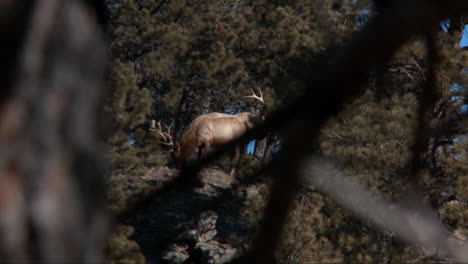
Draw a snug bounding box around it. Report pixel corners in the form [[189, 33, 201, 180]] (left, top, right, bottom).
[[174, 88, 212, 142], [447, 16, 464, 36], [427, 98, 465, 170], [253, 137, 267, 158], [173, 87, 189, 142], [0, 1, 108, 262], [262, 135, 277, 163]]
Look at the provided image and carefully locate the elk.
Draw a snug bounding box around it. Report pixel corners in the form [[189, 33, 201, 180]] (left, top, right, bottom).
[[168, 89, 264, 176]]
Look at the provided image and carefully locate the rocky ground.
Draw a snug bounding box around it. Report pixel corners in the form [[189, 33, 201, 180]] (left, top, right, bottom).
[[107, 164, 468, 264], [108, 166, 264, 264]]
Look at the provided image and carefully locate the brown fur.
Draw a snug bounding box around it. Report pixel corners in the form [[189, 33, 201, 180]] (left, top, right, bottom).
[[173, 112, 259, 175]]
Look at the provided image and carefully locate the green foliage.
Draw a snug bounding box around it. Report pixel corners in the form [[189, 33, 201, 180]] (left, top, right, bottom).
[[105, 0, 468, 263], [107, 60, 157, 175], [235, 155, 263, 183], [106, 224, 146, 264], [239, 181, 271, 226], [107, 0, 365, 118], [277, 27, 467, 261], [277, 28, 468, 262], [274, 90, 419, 263], [321, 91, 418, 196], [435, 139, 468, 231], [108, 172, 163, 215], [107, 0, 356, 172]]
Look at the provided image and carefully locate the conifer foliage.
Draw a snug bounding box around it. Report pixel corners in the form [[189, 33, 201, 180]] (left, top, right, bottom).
[[106, 0, 350, 171], [108, 60, 156, 174], [105, 0, 468, 263]]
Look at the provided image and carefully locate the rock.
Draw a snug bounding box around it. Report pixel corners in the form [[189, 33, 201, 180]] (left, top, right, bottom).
[[162, 211, 238, 264], [453, 228, 467, 241], [161, 243, 190, 264], [197, 240, 237, 264]]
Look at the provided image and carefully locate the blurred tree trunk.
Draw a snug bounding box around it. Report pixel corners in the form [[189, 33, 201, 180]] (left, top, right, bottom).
[[0, 3, 33, 99], [0, 0, 108, 262]]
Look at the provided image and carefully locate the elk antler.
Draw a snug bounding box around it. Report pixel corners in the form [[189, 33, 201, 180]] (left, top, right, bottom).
[[150, 120, 174, 146], [245, 88, 264, 104]]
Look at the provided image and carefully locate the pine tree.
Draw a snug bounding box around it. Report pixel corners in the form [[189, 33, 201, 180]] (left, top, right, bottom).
[[105, 0, 468, 262], [107, 60, 156, 174], [106, 0, 342, 168], [276, 5, 468, 263]]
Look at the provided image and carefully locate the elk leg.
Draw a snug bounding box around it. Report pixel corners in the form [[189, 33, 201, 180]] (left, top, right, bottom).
[[199, 143, 210, 160], [239, 143, 246, 155], [230, 144, 241, 176], [204, 143, 211, 159], [197, 144, 204, 160]]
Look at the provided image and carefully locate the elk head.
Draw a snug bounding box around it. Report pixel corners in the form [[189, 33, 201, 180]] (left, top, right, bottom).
[[150, 119, 182, 166], [150, 120, 174, 147], [244, 88, 266, 124]]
